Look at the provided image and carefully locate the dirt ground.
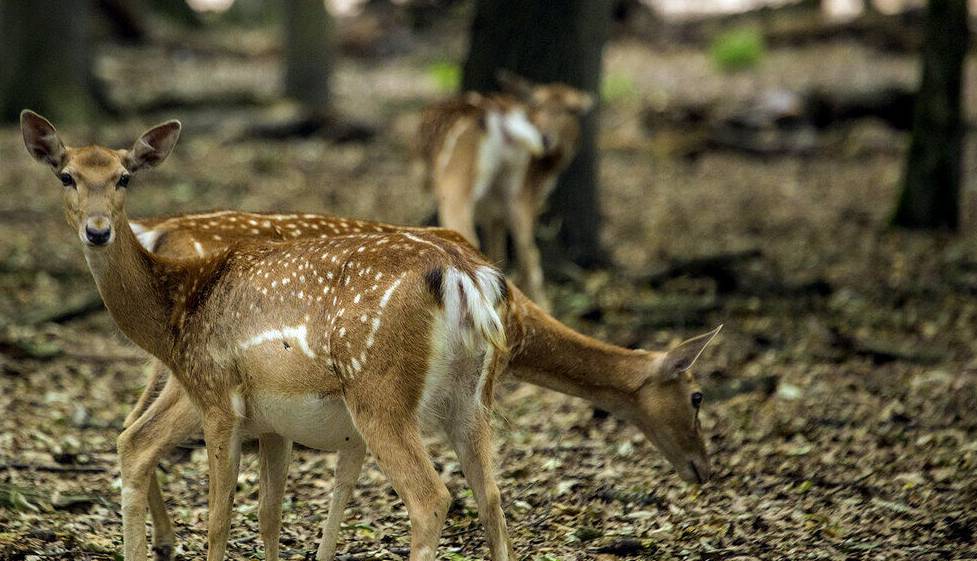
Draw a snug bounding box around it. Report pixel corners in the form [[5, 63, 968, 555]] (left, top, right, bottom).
[[1, 12, 977, 561]]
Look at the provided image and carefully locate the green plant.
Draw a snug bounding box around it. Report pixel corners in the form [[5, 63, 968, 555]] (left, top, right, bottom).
[[710, 27, 765, 72], [601, 73, 638, 103], [428, 61, 461, 93]]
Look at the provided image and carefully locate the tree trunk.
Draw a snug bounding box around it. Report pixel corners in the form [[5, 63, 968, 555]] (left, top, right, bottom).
[[283, 0, 333, 116], [0, 0, 95, 123], [147, 0, 203, 27], [892, 0, 969, 230], [462, 0, 613, 267]]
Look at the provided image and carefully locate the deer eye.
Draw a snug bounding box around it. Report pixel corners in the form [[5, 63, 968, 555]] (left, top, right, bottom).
[[59, 172, 75, 187], [117, 174, 130, 188], [691, 392, 703, 409]]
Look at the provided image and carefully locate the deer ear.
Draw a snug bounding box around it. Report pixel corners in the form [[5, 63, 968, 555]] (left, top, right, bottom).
[[20, 110, 65, 169], [496, 69, 535, 99], [125, 120, 181, 172], [660, 325, 722, 379]]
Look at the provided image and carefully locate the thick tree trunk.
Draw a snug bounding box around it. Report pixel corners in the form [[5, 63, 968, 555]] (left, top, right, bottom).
[[283, 0, 333, 116], [462, 0, 612, 267], [892, 0, 969, 230], [147, 0, 203, 27], [96, 0, 148, 44], [0, 0, 95, 123]]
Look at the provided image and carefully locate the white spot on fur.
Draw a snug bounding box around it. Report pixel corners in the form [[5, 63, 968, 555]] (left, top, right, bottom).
[[239, 324, 316, 358], [402, 233, 443, 254], [380, 275, 404, 308]]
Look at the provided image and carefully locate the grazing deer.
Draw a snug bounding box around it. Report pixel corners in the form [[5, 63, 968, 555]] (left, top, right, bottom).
[[122, 209, 720, 560], [20, 111, 516, 561], [416, 71, 593, 310]]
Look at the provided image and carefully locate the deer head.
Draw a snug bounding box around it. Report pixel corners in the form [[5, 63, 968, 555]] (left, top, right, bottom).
[[496, 70, 594, 155], [626, 326, 722, 484], [20, 110, 181, 248]]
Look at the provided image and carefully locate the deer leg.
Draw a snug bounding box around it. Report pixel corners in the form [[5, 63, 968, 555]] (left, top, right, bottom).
[[123, 360, 169, 430], [507, 190, 549, 310], [147, 475, 175, 561], [118, 376, 199, 561], [483, 214, 508, 268], [435, 178, 479, 247], [258, 433, 293, 561], [352, 418, 450, 561], [316, 442, 366, 561], [201, 408, 242, 561], [146, 373, 200, 561], [445, 411, 513, 561]]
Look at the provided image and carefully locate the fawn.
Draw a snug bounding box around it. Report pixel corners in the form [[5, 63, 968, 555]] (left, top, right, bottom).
[[21, 111, 516, 561], [416, 71, 593, 310], [124, 210, 719, 560]]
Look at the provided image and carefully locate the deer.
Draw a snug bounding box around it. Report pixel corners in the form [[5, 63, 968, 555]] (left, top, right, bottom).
[[415, 71, 594, 310], [119, 210, 720, 561], [20, 110, 517, 561]]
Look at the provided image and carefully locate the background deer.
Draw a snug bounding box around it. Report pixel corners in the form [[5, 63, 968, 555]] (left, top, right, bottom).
[[416, 72, 593, 309], [122, 210, 719, 560], [20, 111, 515, 561]]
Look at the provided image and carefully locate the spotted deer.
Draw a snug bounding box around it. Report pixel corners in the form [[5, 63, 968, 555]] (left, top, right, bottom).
[[416, 71, 593, 310], [120, 210, 719, 560], [20, 111, 517, 561]]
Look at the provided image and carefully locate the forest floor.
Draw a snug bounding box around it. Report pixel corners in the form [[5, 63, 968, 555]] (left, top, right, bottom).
[[1, 9, 977, 561]]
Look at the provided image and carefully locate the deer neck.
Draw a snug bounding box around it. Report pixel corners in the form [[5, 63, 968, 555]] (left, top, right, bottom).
[[506, 291, 652, 412], [82, 214, 185, 362]]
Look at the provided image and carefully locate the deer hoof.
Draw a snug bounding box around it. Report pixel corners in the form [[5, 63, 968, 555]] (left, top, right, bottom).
[[153, 544, 174, 561]]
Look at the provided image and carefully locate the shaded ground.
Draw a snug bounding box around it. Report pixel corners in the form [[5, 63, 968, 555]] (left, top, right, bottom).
[[2, 11, 977, 561]]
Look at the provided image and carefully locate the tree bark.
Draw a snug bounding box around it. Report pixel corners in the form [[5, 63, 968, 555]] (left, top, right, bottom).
[[283, 0, 334, 116], [462, 0, 613, 267], [0, 0, 95, 123], [892, 0, 969, 230]]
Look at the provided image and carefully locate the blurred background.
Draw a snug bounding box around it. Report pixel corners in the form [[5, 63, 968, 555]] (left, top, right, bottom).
[[1, 1, 977, 559]]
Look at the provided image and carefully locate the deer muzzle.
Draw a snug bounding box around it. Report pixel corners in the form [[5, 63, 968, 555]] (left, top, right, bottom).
[[83, 215, 113, 247]]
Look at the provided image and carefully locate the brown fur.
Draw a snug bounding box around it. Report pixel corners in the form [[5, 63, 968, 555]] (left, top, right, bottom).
[[121, 210, 720, 560], [21, 112, 514, 561], [21, 110, 717, 561], [415, 77, 593, 309], [415, 93, 524, 167]]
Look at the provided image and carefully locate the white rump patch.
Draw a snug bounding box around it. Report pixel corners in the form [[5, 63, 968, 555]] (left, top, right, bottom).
[[239, 324, 316, 358], [441, 266, 506, 352], [501, 109, 544, 156]]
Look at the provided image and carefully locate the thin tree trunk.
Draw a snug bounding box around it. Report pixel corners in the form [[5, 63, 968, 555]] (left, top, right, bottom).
[[892, 0, 969, 230], [0, 0, 95, 123], [462, 0, 613, 267], [283, 0, 333, 116]]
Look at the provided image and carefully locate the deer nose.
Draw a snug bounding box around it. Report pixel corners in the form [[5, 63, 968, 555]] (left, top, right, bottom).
[[84, 216, 112, 246]]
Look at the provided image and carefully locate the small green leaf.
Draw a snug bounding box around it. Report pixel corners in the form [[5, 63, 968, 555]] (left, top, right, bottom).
[[428, 62, 460, 93]]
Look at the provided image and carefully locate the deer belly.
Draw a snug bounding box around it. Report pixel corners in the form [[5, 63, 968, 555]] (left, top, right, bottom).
[[245, 392, 362, 451]]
